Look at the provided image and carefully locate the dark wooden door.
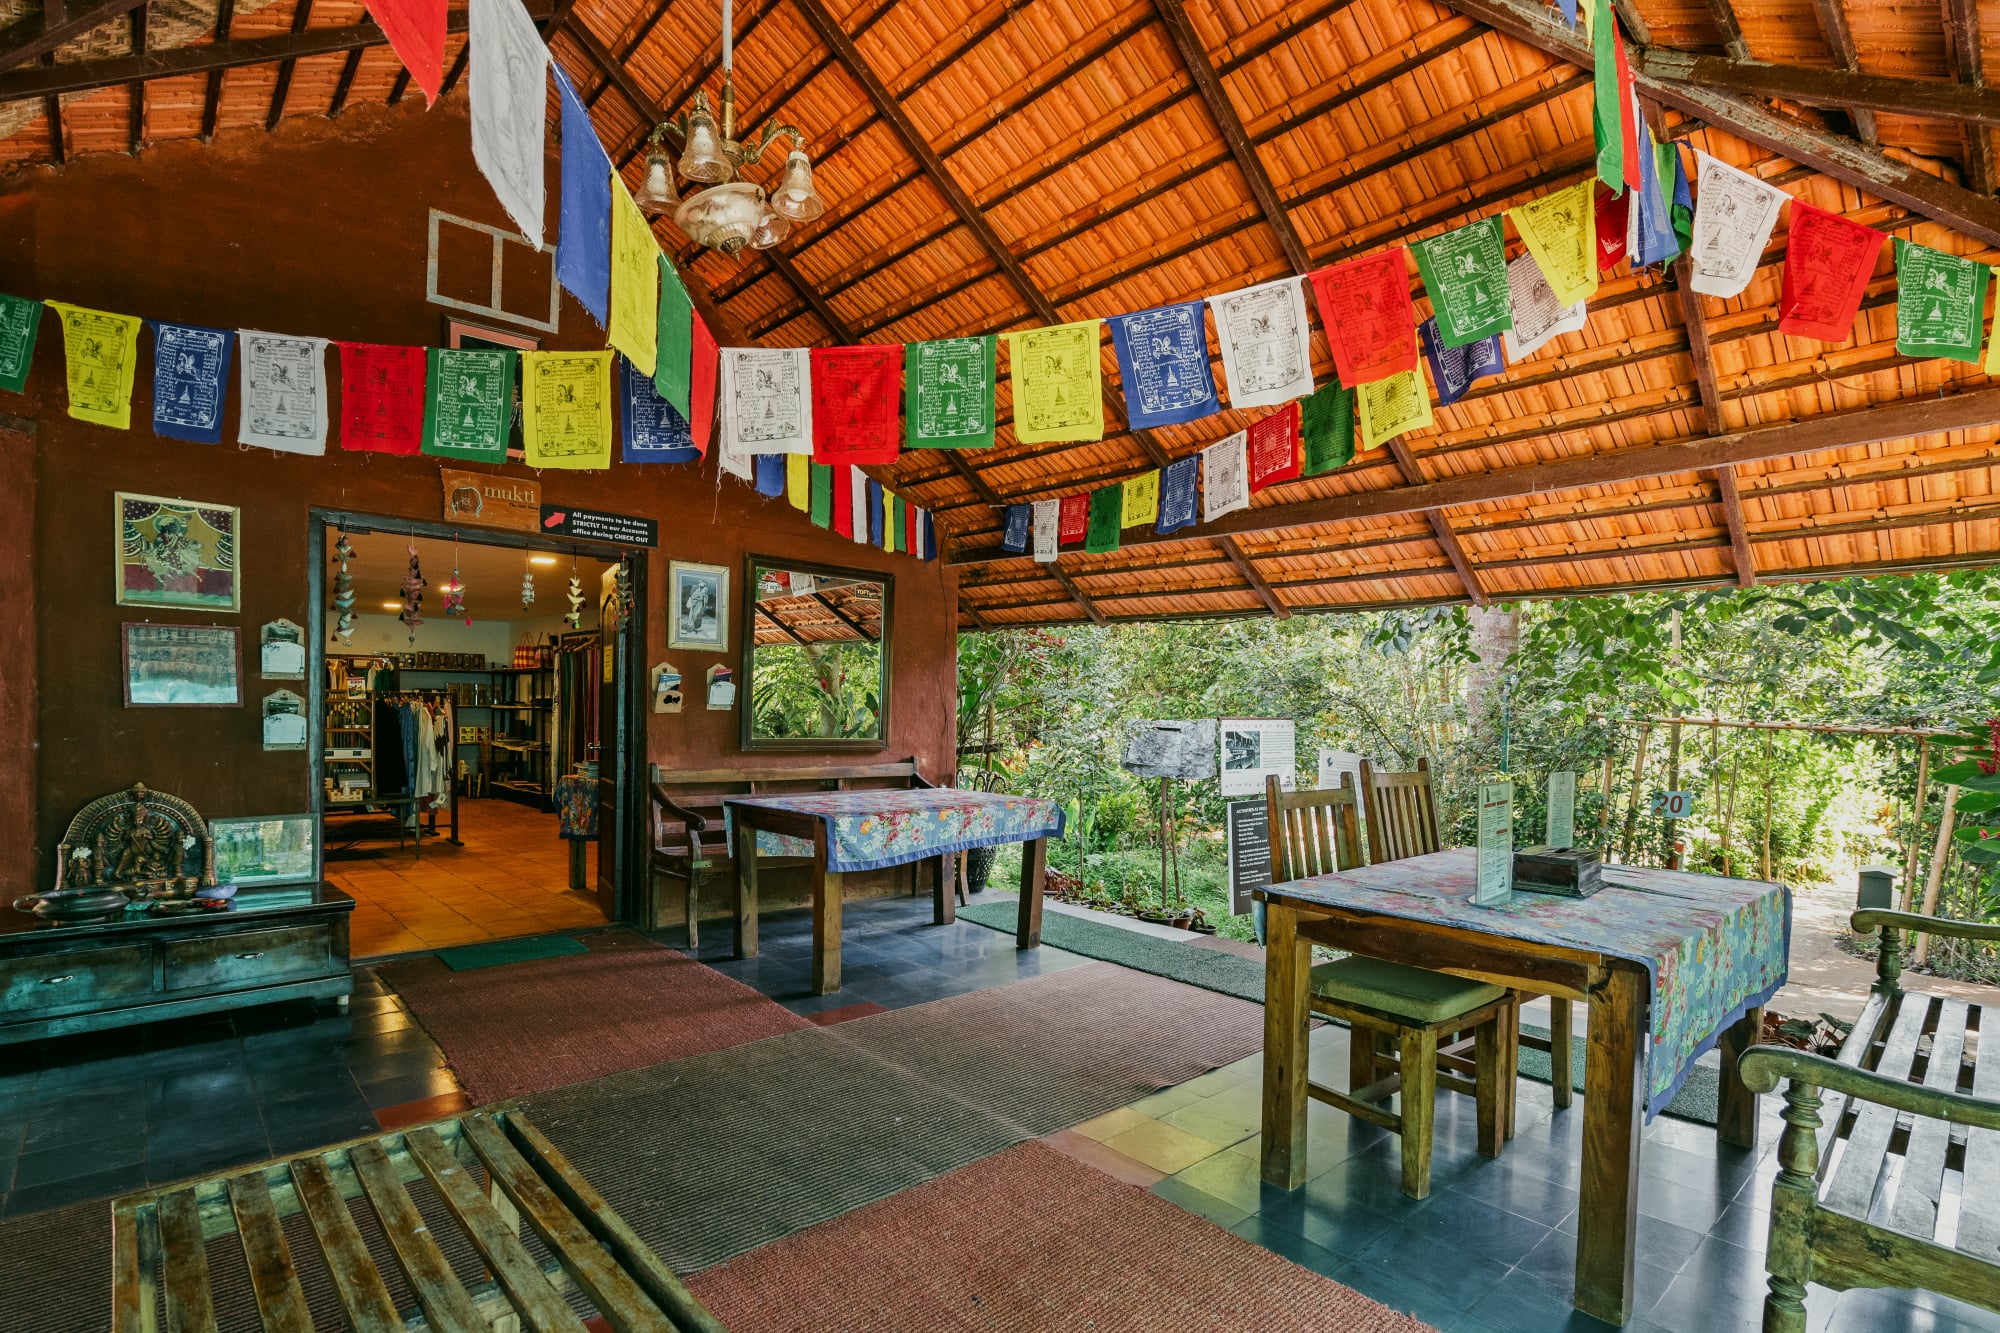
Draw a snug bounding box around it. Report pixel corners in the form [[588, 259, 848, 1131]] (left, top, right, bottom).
[[595, 580, 629, 920]]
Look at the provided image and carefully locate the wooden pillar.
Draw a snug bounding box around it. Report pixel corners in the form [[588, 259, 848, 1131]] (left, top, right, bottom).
[[1664, 721, 1683, 869], [0, 421, 36, 902], [1618, 724, 1652, 864], [1258, 900, 1312, 1189], [1576, 964, 1646, 1325], [1762, 731, 1775, 882]]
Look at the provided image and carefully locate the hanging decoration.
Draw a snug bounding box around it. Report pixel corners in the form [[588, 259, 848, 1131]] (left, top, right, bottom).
[[1057, 493, 1089, 546], [811, 342, 901, 465], [1412, 218, 1512, 348], [1595, 184, 1629, 273], [1509, 181, 1598, 309], [1156, 454, 1200, 535], [1002, 503, 1031, 554], [1625, 110, 1680, 270], [1030, 498, 1060, 563], [468, 0, 549, 248], [565, 556, 584, 628], [1107, 301, 1220, 429], [847, 465, 871, 545], [46, 301, 141, 429], [520, 556, 536, 611], [238, 331, 331, 455], [399, 543, 427, 641], [830, 461, 854, 537], [809, 461, 834, 528], [1300, 380, 1355, 476], [690, 315, 719, 458], [1246, 401, 1301, 492], [1202, 432, 1250, 522], [421, 347, 515, 462], [1420, 318, 1506, 409], [720, 346, 813, 455], [786, 453, 810, 510], [1208, 276, 1315, 409], [1309, 249, 1420, 387], [1591, 0, 1638, 195], [1778, 201, 1887, 342], [363, 0, 446, 106], [338, 342, 426, 455], [0, 292, 42, 394], [1121, 470, 1160, 528], [554, 63, 613, 327], [1688, 151, 1788, 298], [1894, 239, 1987, 365], [904, 335, 995, 450], [1003, 322, 1104, 444], [619, 354, 697, 462], [608, 173, 660, 377], [149, 322, 233, 445], [755, 453, 787, 497], [1503, 251, 1588, 361], [1085, 485, 1123, 554], [522, 349, 613, 469], [1356, 368, 1433, 451], [442, 539, 468, 622], [654, 255, 695, 416], [331, 531, 356, 646]]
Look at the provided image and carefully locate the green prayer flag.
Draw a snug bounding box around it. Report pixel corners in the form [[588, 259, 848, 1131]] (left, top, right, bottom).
[[1084, 485, 1123, 554], [0, 293, 42, 395], [1896, 238, 1988, 365], [655, 254, 693, 416], [421, 347, 515, 462], [893, 496, 908, 553], [1665, 145, 1693, 258], [1300, 380, 1355, 476], [809, 462, 833, 528], [904, 336, 995, 449], [1412, 216, 1512, 348], [1591, 0, 1624, 195]]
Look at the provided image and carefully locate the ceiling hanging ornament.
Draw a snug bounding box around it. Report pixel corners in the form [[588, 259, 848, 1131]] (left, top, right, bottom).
[[442, 537, 468, 623], [632, 0, 826, 257], [400, 543, 426, 642], [330, 530, 356, 646], [565, 556, 584, 630], [521, 556, 537, 611]]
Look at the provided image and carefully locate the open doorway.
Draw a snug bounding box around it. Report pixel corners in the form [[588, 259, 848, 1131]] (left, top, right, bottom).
[[309, 517, 642, 959]]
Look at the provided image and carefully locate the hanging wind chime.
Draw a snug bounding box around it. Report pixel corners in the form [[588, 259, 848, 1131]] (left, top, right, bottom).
[[442, 538, 468, 623], [565, 555, 584, 630], [399, 543, 427, 641], [610, 557, 634, 631], [330, 531, 356, 646], [520, 554, 536, 611]]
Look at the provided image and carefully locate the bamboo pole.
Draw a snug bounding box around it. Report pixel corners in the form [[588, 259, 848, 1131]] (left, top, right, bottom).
[[1722, 753, 1739, 878], [1912, 785, 1960, 967], [1595, 749, 1616, 855], [1900, 739, 1929, 913], [1665, 720, 1683, 870], [1762, 731, 1774, 881], [1619, 724, 1652, 864]]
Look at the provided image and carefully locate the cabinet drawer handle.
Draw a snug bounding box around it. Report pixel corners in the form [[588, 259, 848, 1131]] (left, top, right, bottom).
[[236, 951, 265, 960], [41, 974, 75, 985]]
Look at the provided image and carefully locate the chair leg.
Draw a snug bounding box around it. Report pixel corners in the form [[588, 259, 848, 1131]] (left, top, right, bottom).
[[1549, 997, 1573, 1112], [1397, 1026, 1438, 1200], [1349, 1025, 1379, 1100], [1501, 998, 1519, 1141], [1475, 1016, 1504, 1158], [685, 868, 701, 952]]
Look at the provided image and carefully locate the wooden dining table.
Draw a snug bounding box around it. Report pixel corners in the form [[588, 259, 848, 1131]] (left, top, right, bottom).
[[1256, 848, 1791, 1326]]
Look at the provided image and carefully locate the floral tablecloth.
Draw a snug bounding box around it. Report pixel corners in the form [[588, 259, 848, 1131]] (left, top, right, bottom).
[[723, 788, 1066, 873], [1269, 848, 1790, 1119]]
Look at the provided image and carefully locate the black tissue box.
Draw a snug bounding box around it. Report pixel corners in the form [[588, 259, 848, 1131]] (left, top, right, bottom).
[[1512, 846, 1603, 898]]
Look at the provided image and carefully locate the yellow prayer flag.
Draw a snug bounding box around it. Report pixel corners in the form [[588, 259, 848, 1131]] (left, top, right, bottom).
[[45, 301, 140, 430], [1357, 368, 1433, 451], [1121, 470, 1160, 527], [883, 496, 896, 552], [1985, 267, 2000, 376], [522, 350, 613, 470], [1508, 181, 1598, 309], [786, 454, 810, 510], [607, 172, 659, 378], [1002, 321, 1104, 444]]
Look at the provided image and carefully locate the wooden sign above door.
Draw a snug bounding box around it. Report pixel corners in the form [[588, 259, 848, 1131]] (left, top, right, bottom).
[[441, 468, 541, 532]]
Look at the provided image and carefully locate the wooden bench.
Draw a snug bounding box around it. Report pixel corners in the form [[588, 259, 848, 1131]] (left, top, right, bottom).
[[648, 759, 937, 948], [112, 1104, 726, 1332], [1739, 908, 2000, 1332]]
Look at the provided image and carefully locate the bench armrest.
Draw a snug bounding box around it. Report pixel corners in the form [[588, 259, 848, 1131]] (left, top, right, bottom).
[[1852, 907, 2000, 945], [649, 785, 712, 834], [905, 757, 936, 789], [1739, 1047, 2000, 1132]]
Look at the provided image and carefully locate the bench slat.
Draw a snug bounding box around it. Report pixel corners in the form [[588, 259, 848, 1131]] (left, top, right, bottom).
[[1823, 993, 1933, 1217], [226, 1171, 314, 1333], [1887, 999, 1970, 1238], [1958, 1002, 2000, 1263], [158, 1189, 217, 1333], [290, 1154, 407, 1332], [348, 1139, 487, 1333], [112, 1199, 160, 1333]]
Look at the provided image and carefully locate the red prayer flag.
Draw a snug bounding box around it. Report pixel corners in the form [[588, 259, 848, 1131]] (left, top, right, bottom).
[[1778, 202, 1887, 343], [363, 0, 446, 107], [1307, 249, 1419, 387], [832, 462, 855, 537], [1058, 494, 1089, 545], [1613, 27, 1640, 193], [1247, 402, 1302, 492], [1595, 184, 1629, 272], [811, 343, 902, 466], [690, 315, 718, 458], [337, 342, 424, 455]]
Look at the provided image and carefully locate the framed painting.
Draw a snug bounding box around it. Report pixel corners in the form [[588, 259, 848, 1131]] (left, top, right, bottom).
[[116, 493, 240, 611], [668, 560, 729, 653], [122, 622, 241, 707], [210, 813, 319, 887]]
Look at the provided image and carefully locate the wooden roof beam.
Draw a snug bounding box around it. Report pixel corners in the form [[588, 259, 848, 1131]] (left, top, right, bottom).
[[1669, 247, 1757, 588], [1045, 561, 1108, 626], [1703, 0, 1750, 61], [1944, 0, 1994, 194], [199, 0, 231, 141], [439, 41, 469, 97], [755, 605, 809, 645], [126, 3, 143, 154], [1808, 0, 1878, 144], [326, 46, 363, 117], [1215, 536, 1292, 618], [267, 0, 315, 130], [41, 51, 60, 164], [1635, 48, 2000, 128], [0, 0, 148, 75]]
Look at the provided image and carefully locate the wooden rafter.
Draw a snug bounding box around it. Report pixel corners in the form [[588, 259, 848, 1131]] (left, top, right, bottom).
[[326, 46, 363, 117], [1703, 0, 1750, 60], [126, 3, 143, 154], [1045, 561, 1108, 626], [1634, 48, 2000, 128], [1669, 249, 1757, 588], [41, 51, 60, 165], [1944, 0, 1994, 194], [1807, 0, 1878, 144], [199, 0, 232, 142], [1215, 536, 1291, 618], [386, 66, 410, 104], [755, 605, 808, 645], [810, 591, 879, 640], [0, 0, 149, 75], [266, 0, 315, 130], [439, 43, 470, 97], [1714, 463, 1757, 588]]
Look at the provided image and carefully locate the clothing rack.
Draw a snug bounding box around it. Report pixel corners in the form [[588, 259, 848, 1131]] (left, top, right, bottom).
[[325, 687, 461, 850]]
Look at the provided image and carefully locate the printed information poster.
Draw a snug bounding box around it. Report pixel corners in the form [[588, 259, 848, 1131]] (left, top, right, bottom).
[[1218, 718, 1296, 797], [1227, 799, 1273, 915], [1475, 779, 1514, 905], [1546, 770, 1577, 849]]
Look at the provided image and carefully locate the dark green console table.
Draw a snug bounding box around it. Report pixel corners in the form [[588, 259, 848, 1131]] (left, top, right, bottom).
[[0, 885, 354, 1045]]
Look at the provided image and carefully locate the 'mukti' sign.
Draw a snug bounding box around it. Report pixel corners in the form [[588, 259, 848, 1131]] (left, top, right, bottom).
[[441, 468, 541, 532], [539, 504, 658, 548]]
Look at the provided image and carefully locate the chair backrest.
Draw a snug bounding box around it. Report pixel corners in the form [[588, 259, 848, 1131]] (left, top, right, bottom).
[[1358, 756, 1442, 864], [1264, 774, 1364, 881]]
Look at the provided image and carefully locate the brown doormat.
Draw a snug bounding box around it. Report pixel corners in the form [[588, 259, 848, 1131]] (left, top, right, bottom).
[[377, 931, 811, 1102], [688, 1141, 1437, 1333]]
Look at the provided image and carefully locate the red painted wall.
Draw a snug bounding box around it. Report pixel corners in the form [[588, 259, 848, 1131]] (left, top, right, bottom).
[[0, 98, 958, 904]]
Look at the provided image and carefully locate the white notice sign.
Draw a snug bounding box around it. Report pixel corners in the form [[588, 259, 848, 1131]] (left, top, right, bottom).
[[1546, 771, 1577, 849], [1218, 718, 1297, 797], [1475, 779, 1514, 905]]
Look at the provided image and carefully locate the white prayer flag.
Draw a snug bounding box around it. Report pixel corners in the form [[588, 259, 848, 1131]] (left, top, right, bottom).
[[719, 347, 813, 456], [1690, 151, 1789, 299], [1202, 431, 1250, 522], [237, 331, 330, 454], [1031, 499, 1060, 563], [1501, 253, 1587, 361], [468, 0, 550, 249], [850, 466, 871, 545], [1207, 277, 1315, 409]]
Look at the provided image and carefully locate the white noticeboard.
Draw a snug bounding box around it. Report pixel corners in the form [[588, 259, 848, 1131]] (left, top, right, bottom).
[[1546, 770, 1577, 849], [1218, 718, 1297, 797], [1475, 779, 1514, 905]]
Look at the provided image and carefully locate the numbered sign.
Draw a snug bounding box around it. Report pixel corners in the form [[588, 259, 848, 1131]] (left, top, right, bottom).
[[1648, 791, 1695, 819]]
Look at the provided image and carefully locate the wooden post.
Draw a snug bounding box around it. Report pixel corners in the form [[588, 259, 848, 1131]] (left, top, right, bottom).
[[1594, 750, 1615, 855], [1664, 720, 1683, 869], [1715, 1005, 1762, 1150], [810, 826, 842, 995], [1912, 785, 1960, 967], [1016, 836, 1047, 948], [567, 838, 587, 892], [1576, 964, 1646, 1325], [1762, 731, 1775, 881], [1258, 900, 1312, 1189], [1618, 724, 1652, 863], [1900, 739, 1930, 912], [1159, 776, 1171, 912]]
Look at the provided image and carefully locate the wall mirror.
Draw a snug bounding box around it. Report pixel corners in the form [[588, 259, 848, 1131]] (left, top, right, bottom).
[[741, 556, 892, 750]]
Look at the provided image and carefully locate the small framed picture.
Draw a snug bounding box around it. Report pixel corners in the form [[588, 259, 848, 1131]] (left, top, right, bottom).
[[116, 492, 240, 612], [122, 622, 242, 707], [210, 813, 319, 887], [668, 560, 730, 653]]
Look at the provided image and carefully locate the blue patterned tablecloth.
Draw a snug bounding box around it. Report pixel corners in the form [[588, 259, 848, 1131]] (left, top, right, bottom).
[[723, 788, 1066, 873], [1268, 849, 1791, 1119]]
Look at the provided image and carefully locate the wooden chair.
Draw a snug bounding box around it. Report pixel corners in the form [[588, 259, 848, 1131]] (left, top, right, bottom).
[[1265, 775, 1516, 1199], [1359, 757, 1574, 1120]]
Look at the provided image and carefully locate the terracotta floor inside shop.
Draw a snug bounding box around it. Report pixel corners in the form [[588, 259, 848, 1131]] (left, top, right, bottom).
[[324, 797, 610, 957]]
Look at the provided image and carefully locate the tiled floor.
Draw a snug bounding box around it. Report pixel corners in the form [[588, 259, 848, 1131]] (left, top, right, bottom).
[[326, 796, 610, 957]]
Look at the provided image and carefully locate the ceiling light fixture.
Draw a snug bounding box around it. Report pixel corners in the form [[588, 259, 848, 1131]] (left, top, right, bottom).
[[529, 555, 559, 566], [381, 601, 402, 610]]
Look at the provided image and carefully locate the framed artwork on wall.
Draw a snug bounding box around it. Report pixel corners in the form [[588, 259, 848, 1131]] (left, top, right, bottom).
[[210, 813, 318, 887], [115, 493, 240, 612], [668, 560, 729, 653], [122, 622, 241, 706]]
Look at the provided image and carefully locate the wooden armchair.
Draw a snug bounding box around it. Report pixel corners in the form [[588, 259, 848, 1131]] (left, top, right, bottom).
[[1739, 909, 2000, 1333]]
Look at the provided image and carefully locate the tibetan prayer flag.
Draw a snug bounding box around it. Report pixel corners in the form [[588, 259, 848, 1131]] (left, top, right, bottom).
[[1557, 0, 1576, 26], [787, 454, 810, 510], [423, 346, 514, 462], [1670, 147, 1694, 256], [1003, 322, 1103, 444], [338, 342, 426, 454], [0, 293, 41, 394], [1209, 276, 1315, 408], [1156, 454, 1199, 535], [1778, 202, 1886, 342], [521, 349, 612, 469], [904, 335, 994, 449], [1058, 493, 1089, 545], [1203, 432, 1250, 522], [865, 480, 883, 545], [1595, 183, 1628, 273], [1247, 402, 1301, 492], [149, 322, 233, 444], [757, 454, 787, 499], [469, 0, 548, 248], [1627, 107, 1679, 270], [1121, 471, 1159, 527], [655, 255, 693, 414], [554, 64, 611, 328], [237, 330, 330, 454], [832, 463, 855, 537], [1108, 300, 1219, 429], [364, 0, 445, 106], [1420, 317, 1505, 409], [1412, 218, 1512, 348], [607, 173, 658, 377], [1031, 499, 1059, 562], [1309, 250, 1420, 386], [1357, 368, 1432, 451], [715, 429, 752, 481], [1592, 0, 1637, 194], [1503, 251, 1588, 360], [618, 353, 697, 463], [1085, 486, 1122, 553], [1895, 239, 1987, 365], [850, 467, 871, 545], [719, 347, 812, 455], [919, 508, 937, 561], [894, 496, 909, 553], [811, 343, 901, 465], [1689, 151, 1787, 299], [1001, 503, 1031, 553], [46, 301, 139, 430], [1300, 380, 1355, 476], [690, 315, 717, 457], [809, 462, 833, 527], [1509, 181, 1598, 309]]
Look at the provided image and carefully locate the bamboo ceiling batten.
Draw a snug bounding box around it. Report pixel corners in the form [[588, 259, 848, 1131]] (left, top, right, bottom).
[[9, 0, 2000, 625]]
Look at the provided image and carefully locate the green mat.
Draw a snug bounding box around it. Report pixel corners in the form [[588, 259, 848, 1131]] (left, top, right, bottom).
[[437, 933, 590, 971], [956, 902, 1718, 1125]]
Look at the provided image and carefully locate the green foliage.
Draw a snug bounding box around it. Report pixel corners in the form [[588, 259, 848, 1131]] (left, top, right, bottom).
[[750, 642, 882, 740]]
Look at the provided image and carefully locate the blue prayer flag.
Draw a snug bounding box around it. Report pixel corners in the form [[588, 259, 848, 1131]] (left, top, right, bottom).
[[1628, 95, 1678, 269], [1419, 318, 1505, 409], [1108, 300, 1220, 430], [921, 510, 937, 560], [1001, 503, 1031, 553], [1156, 454, 1199, 535], [619, 355, 699, 463], [754, 453, 787, 497], [1557, 0, 1576, 24], [149, 321, 233, 444], [867, 480, 885, 545], [554, 64, 612, 328]]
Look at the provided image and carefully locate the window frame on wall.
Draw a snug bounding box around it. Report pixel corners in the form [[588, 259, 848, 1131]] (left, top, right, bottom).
[[738, 553, 894, 754]]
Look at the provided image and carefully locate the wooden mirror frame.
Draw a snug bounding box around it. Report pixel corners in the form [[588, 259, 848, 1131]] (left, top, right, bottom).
[[739, 554, 893, 753]]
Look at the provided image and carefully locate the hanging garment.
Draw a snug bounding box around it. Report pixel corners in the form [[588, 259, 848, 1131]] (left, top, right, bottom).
[[374, 699, 409, 796]]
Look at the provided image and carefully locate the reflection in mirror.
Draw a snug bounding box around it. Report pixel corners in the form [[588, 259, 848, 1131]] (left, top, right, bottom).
[[743, 559, 891, 749]]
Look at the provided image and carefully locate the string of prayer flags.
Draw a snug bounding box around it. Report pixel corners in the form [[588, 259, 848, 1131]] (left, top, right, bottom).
[[521, 349, 612, 469], [1002, 503, 1031, 553], [1209, 277, 1315, 408], [149, 322, 233, 444], [809, 461, 833, 527], [1309, 251, 1418, 387], [1247, 402, 1301, 492], [1299, 380, 1355, 476], [363, 0, 446, 106], [756, 454, 787, 499], [1778, 201, 1886, 342], [618, 354, 697, 463], [1004, 322, 1103, 443], [1412, 219, 1512, 348], [46, 301, 140, 430], [1031, 499, 1059, 562], [338, 342, 426, 455], [849, 467, 871, 544], [1058, 493, 1089, 545], [237, 330, 330, 454], [1895, 239, 1988, 364], [1626, 107, 1679, 270], [1503, 251, 1587, 360], [1595, 184, 1628, 273], [468, 0, 549, 247], [1421, 318, 1505, 408], [1085, 486, 1122, 553], [422, 346, 514, 462], [1121, 470, 1160, 527], [786, 454, 810, 510], [1689, 151, 1787, 298], [1108, 301, 1219, 429], [1356, 368, 1433, 452], [1509, 180, 1599, 308], [689, 316, 718, 457], [1591, 0, 1639, 194], [811, 342, 901, 465], [553, 64, 612, 327], [1202, 431, 1250, 522], [719, 347, 813, 455], [607, 173, 658, 377], [831, 462, 855, 537], [904, 335, 995, 449], [1156, 454, 1199, 535], [0, 292, 41, 394], [655, 255, 693, 414]]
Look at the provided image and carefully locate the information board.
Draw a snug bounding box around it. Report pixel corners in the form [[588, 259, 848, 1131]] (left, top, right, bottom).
[[1475, 778, 1514, 905], [1218, 718, 1297, 797], [1227, 799, 1274, 915], [539, 503, 658, 547]]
